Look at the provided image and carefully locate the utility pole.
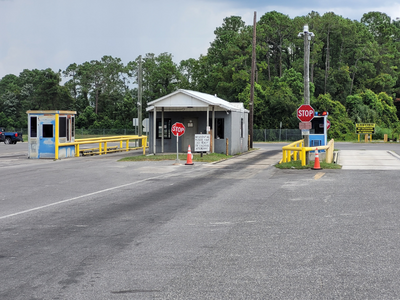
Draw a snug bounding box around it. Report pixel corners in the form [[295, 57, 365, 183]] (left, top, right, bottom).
[[138, 55, 143, 137], [249, 11, 256, 149], [298, 25, 314, 164]]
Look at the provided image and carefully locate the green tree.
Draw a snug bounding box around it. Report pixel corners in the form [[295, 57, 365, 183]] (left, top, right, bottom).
[[205, 16, 252, 101]]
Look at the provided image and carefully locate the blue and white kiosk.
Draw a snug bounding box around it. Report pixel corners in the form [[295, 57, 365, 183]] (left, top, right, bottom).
[[27, 110, 76, 159], [309, 111, 329, 147]]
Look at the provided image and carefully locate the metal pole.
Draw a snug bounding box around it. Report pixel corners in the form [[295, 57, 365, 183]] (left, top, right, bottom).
[[212, 106, 215, 153], [138, 55, 143, 137], [176, 135, 179, 162], [299, 24, 314, 164], [249, 11, 257, 149], [153, 107, 156, 154], [161, 107, 164, 153]]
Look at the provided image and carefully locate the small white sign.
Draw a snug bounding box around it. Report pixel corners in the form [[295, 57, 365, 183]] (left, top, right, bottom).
[[195, 134, 210, 152], [302, 129, 310, 135], [142, 118, 149, 133]]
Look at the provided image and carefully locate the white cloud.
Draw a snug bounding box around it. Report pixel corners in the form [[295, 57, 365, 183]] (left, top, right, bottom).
[[0, 0, 399, 79]]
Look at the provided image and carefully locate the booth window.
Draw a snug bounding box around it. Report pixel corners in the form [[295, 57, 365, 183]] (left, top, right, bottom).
[[71, 117, 75, 137], [311, 118, 324, 134], [59, 117, 66, 138], [30, 116, 37, 137], [208, 118, 225, 139], [43, 124, 53, 138], [66, 118, 70, 141], [240, 118, 244, 138], [216, 118, 224, 139], [157, 118, 171, 139]]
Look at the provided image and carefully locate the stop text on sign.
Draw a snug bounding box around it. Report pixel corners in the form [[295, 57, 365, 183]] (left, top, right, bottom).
[[298, 110, 314, 117]]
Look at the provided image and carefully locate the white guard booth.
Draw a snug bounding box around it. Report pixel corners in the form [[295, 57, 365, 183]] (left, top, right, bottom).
[[27, 110, 77, 159], [146, 89, 249, 155]]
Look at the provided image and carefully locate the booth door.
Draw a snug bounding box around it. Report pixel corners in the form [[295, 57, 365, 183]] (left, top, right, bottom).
[[182, 118, 198, 152], [38, 117, 56, 158]]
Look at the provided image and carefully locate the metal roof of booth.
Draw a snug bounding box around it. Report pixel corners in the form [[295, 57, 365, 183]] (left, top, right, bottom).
[[146, 89, 249, 113]]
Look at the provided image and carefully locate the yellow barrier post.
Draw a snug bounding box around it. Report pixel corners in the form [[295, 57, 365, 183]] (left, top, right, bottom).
[[142, 137, 146, 155], [55, 113, 59, 160], [99, 143, 102, 155], [126, 139, 129, 151], [104, 142, 108, 155]]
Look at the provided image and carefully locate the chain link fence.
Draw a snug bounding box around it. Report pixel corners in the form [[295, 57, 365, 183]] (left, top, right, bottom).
[[7, 127, 300, 142], [253, 129, 302, 142]]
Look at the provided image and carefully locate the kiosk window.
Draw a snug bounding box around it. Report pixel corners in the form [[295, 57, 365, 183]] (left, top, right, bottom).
[[311, 118, 324, 134], [72, 117, 75, 137], [30, 116, 37, 137], [59, 117, 66, 138], [43, 124, 53, 138], [209, 118, 225, 139], [67, 118, 70, 141], [216, 118, 224, 139], [240, 118, 244, 138], [157, 118, 171, 139]]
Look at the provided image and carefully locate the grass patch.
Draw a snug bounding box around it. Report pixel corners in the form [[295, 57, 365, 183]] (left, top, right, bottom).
[[119, 152, 232, 163], [275, 160, 342, 169]]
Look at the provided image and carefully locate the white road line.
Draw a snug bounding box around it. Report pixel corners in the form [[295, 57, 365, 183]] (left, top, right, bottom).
[[0, 174, 169, 221]]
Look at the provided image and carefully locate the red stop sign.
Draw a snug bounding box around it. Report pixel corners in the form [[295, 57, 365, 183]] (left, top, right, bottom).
[[297, 104, 315, 122], [171, 122, 185, 137]]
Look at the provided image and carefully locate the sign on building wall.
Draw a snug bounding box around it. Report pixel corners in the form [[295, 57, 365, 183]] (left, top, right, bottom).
[[195, 134, 210, 152]]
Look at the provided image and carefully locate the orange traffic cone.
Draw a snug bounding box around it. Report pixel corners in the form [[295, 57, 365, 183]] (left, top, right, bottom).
[[185, 145, 194, 165], [312, 148, 322, 170]]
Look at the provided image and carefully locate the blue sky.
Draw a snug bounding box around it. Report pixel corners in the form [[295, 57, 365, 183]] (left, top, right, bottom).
[[0, 0, 399, 80]]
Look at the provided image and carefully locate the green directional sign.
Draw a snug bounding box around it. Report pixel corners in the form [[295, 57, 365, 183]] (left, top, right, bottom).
[[356, 123, 375, 134]]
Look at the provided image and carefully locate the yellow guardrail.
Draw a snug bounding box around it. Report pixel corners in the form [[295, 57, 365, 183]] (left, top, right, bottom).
[[280, 139, 335, 166], [56, 135, 148, 159]]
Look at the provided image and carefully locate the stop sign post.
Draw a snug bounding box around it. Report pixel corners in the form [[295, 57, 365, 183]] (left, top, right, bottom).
[[297, 104, 315, 123], [171, 122, 185, 163]]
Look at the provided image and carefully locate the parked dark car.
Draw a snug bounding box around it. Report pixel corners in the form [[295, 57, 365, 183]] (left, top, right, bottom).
[[0, 127, 23, 144]]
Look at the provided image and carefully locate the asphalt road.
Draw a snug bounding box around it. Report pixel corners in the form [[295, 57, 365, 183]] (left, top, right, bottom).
[[1, 142, 400, 299]]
